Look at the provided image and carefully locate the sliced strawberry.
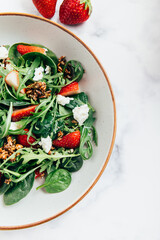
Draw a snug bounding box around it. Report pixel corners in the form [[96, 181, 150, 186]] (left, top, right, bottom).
[[52, 130, 81, 148], [17, 129, 36, 147], [5, 70, 25, 94], [58, 82, 80, 96], [17, 45, 46, 55], [11, 105, 38, 122], [35, 169, 45, 179]]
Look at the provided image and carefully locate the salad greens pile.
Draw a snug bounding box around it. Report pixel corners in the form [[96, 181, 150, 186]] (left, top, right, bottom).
[[0, 42, 97, 205]]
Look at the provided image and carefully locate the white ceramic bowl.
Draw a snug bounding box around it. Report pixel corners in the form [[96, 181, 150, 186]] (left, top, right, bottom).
[[0, 13, 116, 230]]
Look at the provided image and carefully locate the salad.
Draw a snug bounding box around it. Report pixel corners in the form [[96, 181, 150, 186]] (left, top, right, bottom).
[[0, 43, 97, 205]]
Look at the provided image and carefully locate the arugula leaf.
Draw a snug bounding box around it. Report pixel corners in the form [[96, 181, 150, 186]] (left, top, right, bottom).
[[79, 126, 93, 160], [64, 60, 84, 82], [0, 102, 13, 139]]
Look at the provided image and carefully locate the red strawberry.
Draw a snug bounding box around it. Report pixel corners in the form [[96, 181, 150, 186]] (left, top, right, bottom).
[[59, 0, 92, 25], [52, 130, 81, 148], [32, 0, 57, 19], [17, 45, 46, 55], [17, 129, 36, 147], [58, 82, 80, 96], [11, 105, 38, 122], [35, 169, 45, 179], [5, 70, 25, 94]]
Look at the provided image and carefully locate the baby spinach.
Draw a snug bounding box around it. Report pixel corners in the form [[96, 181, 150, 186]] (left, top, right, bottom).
[[22, 52, 57, 75], [65, 92, 89, 109], [8, 42, 58, 66], [33, 111, 54, 138], [37, 169, 71, 193], [0, 176, 10, 195], [60, 155, 83, 172], [3, 172, 35, 205]]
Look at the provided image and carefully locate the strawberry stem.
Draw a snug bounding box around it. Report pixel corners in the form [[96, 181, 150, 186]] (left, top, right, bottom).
[[80, 0, 92, 15]]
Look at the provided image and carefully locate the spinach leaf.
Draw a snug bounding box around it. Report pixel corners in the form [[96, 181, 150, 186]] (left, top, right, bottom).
[[22, 51, 57, 75], [65, 92, 88, 109], [83, 109, 95, 127], [37, 169, 71, 193], [0, 176, 10, 195], [31, 43, 58, 64], [8, 42, 58, 66], [8, 43, 21, 65], [60, 155, 83, 172], [3, 172, 35, 205], [32, 112, 54, 138]]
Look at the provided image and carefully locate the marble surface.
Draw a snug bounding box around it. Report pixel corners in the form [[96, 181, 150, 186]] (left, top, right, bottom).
[[1, 0, 160, 239]]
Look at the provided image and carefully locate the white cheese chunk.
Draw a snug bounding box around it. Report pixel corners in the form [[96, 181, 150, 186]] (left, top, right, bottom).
[[72, 104, 89, 126], [9, 122, 22, 131], [39, 136, 52, 153], [45, 65, 51, 75], [0, 46, 8, 59], [33, 66, 44, 81], [57, 94, 73, 106]]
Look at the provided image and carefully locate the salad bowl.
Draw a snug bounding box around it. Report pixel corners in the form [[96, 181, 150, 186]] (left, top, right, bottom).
[[0, 13, 116, 230]]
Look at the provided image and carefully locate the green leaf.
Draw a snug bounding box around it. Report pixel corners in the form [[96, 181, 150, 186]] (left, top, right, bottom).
[[60, 155, 83, 172], [3, 172, 35, 205], [0, 102, 13, 139], [37, 169, 71, 193], [79, 126, 93, 160], [65, 92, 88, 109], [63, 60, 84, 82], [32, 111, 54, 138]]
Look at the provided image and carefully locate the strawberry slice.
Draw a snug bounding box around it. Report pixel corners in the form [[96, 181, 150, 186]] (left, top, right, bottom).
[[17, 129, 36, 147], [11, 105, 38, 122], [35, 169, 45, 179], [5, 70, 25, 94], [52, 130, 81, 148], [17, 45, 46, 55], [58, 82, 80, 96]]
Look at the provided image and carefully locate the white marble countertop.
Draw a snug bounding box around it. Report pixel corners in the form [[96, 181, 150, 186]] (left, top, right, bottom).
[[0, 0, 160, 239]]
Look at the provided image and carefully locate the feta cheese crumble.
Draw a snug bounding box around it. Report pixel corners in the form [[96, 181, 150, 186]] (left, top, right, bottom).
[[33, 66, 44, 81], [57, 95, 73, 106], [39, 136, 52, 153], [45, 65, 51, 75], [72, 104, 89, 126], [9, 122, 22, 131], [0, 46, 8, 59]]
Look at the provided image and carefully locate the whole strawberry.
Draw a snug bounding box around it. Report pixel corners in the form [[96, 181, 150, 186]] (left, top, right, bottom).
[[32, 0, 57, 19], [59, 0, 92, 25]]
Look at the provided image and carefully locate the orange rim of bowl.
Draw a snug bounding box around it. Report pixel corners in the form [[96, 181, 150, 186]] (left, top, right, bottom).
[[0, 12, 117, 230]]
